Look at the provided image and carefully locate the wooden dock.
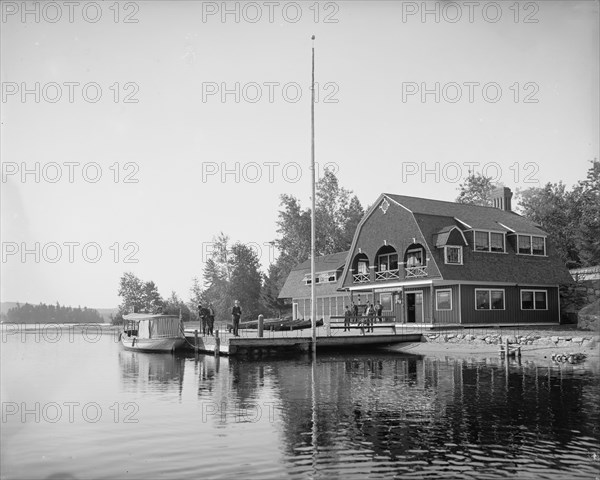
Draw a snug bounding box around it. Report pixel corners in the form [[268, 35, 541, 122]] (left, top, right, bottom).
[[183, 324, 424, 356]]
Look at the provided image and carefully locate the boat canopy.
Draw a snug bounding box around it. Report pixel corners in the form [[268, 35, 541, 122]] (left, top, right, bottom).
[[123, 314, 182, 339], [123, 313, 179, 321]]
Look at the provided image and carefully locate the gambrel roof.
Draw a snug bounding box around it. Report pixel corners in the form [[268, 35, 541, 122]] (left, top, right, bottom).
[[385, 194, 547, 235]]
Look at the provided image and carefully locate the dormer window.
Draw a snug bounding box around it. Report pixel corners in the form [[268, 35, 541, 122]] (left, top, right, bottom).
[[474, 231, 505, 253], [518, 235, 546, 256], [304, 270, 337, 285]]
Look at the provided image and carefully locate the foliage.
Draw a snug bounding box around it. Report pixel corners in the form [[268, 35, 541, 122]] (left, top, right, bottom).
[[6, 302, 104, 324], [518, 182, 581, 267], [267, 169, 364, 297], [116, 272, 165, 320], [459, 159, 599, 268], [455, 172, 497, 206], [187, 276, 204, 322], [162, 291, 191, 322], [229, 242, 263, 320], [573, 159, 600, 266], [200, 234, 263, 323]]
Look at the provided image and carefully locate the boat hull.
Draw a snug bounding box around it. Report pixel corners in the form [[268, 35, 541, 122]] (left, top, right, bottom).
[[120, 335, 185, 353]]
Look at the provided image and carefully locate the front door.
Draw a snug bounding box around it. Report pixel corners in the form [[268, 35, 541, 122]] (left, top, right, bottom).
[[406, 292, 423, 323]]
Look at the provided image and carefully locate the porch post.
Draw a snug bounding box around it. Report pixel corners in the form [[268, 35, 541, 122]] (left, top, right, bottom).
[[430, 284, 435, 324]]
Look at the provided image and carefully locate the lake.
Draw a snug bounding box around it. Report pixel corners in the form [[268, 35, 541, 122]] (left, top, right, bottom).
[[1, 324, 599, 479]]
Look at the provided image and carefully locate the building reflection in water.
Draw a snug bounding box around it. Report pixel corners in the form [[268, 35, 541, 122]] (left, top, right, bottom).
[[211, 352, 599, 472], [119, 348, 599, 476]]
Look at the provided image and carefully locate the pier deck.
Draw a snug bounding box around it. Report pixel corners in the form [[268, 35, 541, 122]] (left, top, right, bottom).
[[183, 323, 425, 356]]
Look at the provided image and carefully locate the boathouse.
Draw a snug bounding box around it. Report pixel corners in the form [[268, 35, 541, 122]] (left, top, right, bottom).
[[280, 188, 573, 327]]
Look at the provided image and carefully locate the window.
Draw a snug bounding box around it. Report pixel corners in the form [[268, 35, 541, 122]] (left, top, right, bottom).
[[378, 253, 398, 271], [474, 231, 489, 251], [474, 231, 505, 253], [518, 235, 531, 254], [518, 235, 546, 255], [405, 248, 423, 267], [380, 293, 392, 311], [521, 290, 547, 310], [475, 289, 505, 310], [357, 261, 369, 274], [444, 246, 463, 264], [303, 270, 337, 285], [490, 233, 504, 252], [436, 289, 452, 310], [532, 236, 545, 255]]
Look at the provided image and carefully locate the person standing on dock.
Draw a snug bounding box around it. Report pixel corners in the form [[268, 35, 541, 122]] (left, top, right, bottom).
[[375, 301, 383, 323], [351, 302, 359, 319], [198, 303, 208, 336], [207, 302, 215, 336], [366, 303, 375, 333], [344, 305, 352, 332], [231, 300, 242, 337]]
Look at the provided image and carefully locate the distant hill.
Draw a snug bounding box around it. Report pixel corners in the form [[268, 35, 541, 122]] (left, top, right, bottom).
[[1, 302, 118, 323]]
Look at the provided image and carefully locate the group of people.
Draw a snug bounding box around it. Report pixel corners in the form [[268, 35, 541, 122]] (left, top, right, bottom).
[[197, 300, 243, 337], [343, 301, 383, 332], [197, 302, 216, 336]]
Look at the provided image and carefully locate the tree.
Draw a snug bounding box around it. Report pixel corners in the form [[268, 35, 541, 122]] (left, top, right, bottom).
[[514, 159, 599, 268], [117, 272, 164, 319], [229, 242, 263, 320], [202, 234, 231, 323], [518, 182, 580, 267], [261, 263, 286, 317], [187, 276, 204, 321], [269, 169, 364, 295], [162, 291, 191, 321], [456, 172, 496, 206], [573, 159, 600, 266]]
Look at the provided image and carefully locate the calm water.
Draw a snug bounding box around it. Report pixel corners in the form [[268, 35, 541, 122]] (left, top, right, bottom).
[[1, 325, 599, 479]]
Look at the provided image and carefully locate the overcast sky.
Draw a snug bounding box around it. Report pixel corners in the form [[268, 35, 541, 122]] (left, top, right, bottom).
[[1, 0, 598, 309]]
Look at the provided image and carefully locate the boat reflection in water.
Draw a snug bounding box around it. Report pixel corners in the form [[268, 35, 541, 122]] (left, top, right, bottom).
[[118, 349, 186, 395]]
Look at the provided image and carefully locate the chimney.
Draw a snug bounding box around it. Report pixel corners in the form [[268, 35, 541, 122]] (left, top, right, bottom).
[[491, 186, 512, 211]]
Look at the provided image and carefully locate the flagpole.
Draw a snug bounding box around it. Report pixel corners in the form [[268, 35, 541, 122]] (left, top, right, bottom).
[[310, 34, 317, 352]]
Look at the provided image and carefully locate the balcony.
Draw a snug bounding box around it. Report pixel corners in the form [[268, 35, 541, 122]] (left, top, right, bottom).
[[375, 269, 400, 281], [353, 273, 370, 283], [405, 265, 428, 278]]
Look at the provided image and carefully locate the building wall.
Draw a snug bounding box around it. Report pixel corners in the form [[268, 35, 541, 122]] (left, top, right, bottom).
[[460, 285, 559, 324], [432, 285, 461, 324], [295, 294, 350, 321]]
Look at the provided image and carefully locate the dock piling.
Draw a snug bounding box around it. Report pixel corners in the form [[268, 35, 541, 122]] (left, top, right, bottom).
[[214, 329, 220, 356], [258, 315, 264, 338]]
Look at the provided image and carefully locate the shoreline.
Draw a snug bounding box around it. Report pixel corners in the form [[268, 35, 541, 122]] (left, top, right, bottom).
[[386, 328, 599, 364]]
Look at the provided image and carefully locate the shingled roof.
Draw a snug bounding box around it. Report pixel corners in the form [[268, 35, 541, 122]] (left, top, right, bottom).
[[386, 194, 546, 235], [278, 251, 349, 299]]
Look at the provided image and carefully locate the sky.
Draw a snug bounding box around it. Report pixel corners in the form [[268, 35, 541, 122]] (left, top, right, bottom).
[[1, 0, 598, 309]]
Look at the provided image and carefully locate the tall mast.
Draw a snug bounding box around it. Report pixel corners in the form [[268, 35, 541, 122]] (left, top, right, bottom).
[[310, 35, 316, 351]]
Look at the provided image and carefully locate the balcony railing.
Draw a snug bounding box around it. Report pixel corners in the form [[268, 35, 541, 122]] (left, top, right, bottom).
[[375, 269, 400, 281], [405, 265, 428, 278], [353, 273, 370, 283]]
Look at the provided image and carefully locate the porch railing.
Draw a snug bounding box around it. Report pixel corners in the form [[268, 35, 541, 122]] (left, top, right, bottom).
[[353, 273, 370, 283], [375, 269, 400, 281], [405, 265, 428, 278]]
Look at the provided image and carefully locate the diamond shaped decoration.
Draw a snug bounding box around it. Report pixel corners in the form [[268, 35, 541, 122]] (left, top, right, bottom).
[[380, 198, 390, 214]]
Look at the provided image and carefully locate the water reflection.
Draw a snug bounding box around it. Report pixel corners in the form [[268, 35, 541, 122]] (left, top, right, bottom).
[[206, 352, 599, 478], [113, 348, 599, 478], [118, 350, 185, 395]]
